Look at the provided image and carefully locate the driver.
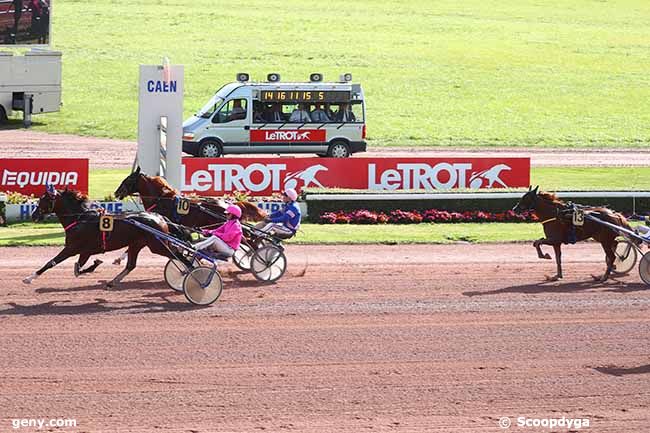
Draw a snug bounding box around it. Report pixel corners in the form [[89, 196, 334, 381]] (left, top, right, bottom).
[[194, 205, 243, 257], [255, 188, 301, 238]]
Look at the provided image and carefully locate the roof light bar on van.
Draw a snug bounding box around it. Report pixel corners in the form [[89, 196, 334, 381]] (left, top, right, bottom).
[[236, 73, 250, 82], [340, 73, 352, 82], [267, 73, 281, 82], [310, 73, 323, 82]]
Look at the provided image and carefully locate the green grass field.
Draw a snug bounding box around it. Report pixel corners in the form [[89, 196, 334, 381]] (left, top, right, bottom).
[[86, 167, 650, 200], [0, 222, 543, 247], [10, 0, 650, 148]]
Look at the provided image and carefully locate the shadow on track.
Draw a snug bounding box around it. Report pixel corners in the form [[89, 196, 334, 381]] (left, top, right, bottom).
[[593, 364, 650, 377], [0, 299, 207, 316], [34, 279, 162, 294], [463, 279, 647, 297]]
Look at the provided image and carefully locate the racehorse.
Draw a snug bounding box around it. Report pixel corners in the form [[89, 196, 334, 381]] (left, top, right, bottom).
[[24, 186, 190, 287], [513, 186, 637, 282], [114, 167, 266, 226]]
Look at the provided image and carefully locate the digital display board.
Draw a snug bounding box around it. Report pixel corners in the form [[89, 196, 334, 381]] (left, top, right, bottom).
[[260, 90, 351, 103]]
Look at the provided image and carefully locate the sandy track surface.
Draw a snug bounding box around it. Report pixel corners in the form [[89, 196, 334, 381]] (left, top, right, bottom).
[[1, 243, 649, 432], [1, 130, 649, 169]]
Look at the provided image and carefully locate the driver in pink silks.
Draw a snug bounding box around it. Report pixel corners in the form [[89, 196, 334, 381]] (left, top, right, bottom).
[[194, 205, 243, 257]]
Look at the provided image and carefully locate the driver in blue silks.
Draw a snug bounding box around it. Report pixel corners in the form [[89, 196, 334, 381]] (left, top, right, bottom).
[[255, 188, 301, 238]]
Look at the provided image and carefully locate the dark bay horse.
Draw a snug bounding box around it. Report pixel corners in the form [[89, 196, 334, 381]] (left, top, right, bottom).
[[24, 187, 188, 287], [514, 186, 636, 282], [114, 167, 266, 227]]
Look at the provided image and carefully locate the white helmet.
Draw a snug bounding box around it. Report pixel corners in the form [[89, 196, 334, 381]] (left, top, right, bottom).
[[283, 188, 298, 201]]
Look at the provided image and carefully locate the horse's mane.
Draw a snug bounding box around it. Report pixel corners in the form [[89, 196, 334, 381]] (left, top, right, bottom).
[[539, 191, 564, 205], [62, 189, 89, 204], [146, 175, 178, 197]]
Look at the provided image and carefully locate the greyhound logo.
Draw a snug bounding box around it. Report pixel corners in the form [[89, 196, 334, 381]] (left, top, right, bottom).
[[284, 164, 328, 190], [469, 164, 511, 189]]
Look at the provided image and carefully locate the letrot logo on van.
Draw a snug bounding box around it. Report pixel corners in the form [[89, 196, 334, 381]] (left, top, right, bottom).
[[251, 130, 326, 143]]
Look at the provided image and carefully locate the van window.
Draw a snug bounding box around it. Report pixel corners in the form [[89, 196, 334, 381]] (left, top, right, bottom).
[[251, 100, 364, 123], [323, 102, 363, 123], [197, 96, 223, 119], [212, 99, 247, 123]]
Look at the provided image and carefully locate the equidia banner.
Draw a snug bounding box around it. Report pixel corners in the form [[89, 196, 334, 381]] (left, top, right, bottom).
[[181, 157, 530, 196], [0, 159, 89, 195]]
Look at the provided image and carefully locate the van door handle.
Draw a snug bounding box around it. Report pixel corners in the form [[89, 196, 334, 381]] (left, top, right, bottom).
[[244, 125, 250, 130]]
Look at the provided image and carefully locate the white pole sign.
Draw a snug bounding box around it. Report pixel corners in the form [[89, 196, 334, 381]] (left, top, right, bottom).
[[137, 64, 184, 190]]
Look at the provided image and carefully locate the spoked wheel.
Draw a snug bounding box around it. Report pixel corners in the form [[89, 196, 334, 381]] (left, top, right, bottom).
[[251, 245, 287, 283], [612, 239, 638, 276], [233, 243, 254, 271], [639, 252, 650, 286], [164, 259, 190, 292], [183, 266, 223, 306]]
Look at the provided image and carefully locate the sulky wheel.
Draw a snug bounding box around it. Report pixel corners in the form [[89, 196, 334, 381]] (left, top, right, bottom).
[[639, 252, 650, 286], [251, 245, 287, 283], [612, 239, 638, 276], [164, 259, 191, 292], [233, 243, 254, 271], [183, 266, 223, 306]]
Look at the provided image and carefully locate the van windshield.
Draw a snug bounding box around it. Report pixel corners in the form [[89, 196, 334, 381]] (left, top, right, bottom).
[[197, 96, 224, 118]]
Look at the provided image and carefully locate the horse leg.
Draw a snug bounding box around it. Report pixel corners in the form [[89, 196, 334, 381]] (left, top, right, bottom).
[[107, 244, 143, 288], [74, 253, 103, 277], [534, 238, 552, 260], [594, 240, 616, 282], [547, 243, 563, 281], [23, 248, 76, 284]]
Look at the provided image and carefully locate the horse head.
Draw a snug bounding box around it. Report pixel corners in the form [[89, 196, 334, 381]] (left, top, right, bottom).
[[114, 166, 142, 200], [513, 185, 539, 212]]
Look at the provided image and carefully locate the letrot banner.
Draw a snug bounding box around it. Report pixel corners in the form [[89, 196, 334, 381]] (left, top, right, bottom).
[[181, 157, 530, 196]]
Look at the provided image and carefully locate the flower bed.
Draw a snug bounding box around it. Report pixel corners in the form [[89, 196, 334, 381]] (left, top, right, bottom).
[[319, 209, 539, 224]]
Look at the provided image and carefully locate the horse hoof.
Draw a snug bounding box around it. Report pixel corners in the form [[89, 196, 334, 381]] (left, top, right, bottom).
[[94, 259, 103, 266], [106, 282, 114, 289], [74, 263, 80, 278], [545, 274, 561, 282], [22, 278, 32, 285], [543, 253, 552, 260], [113, 259, 122, 266]]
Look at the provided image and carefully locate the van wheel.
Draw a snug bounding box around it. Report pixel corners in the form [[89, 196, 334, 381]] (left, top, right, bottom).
[[0, 106, 7, 123], [327, 141, 350, 158], [199, 140, 222, 158]]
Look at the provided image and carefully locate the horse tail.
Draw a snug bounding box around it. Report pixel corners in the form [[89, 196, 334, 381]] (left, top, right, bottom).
[[614, 212, 643, 246]]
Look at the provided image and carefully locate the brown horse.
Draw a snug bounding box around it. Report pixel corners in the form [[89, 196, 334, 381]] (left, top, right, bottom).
[[513, 186, 636, 282], [114, 167, 266, 227], [25, 187, 189, 287]]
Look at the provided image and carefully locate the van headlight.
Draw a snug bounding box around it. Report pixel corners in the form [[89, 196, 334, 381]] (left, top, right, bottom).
[[182, 132, 195, 141]]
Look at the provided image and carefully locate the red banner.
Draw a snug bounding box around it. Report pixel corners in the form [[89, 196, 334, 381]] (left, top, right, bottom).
[[181, 157, 530, 196], [0, 159, 89, 195], [250, 130, 327, 143]]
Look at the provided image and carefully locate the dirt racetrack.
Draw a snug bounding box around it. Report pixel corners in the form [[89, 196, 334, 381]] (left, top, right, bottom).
[[2, 130, 650, 169], [1, 243, 649, 432]]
